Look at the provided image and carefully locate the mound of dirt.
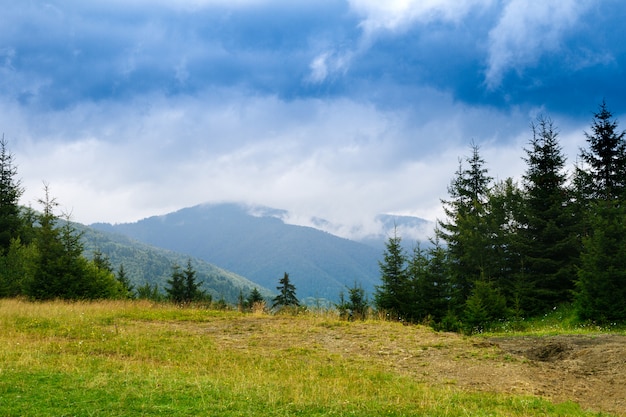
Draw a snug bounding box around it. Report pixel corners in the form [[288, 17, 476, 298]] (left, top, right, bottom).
[[490, 334, 626, 415]]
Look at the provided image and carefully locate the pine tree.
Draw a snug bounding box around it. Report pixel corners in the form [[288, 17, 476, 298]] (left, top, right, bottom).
[[579, 100, 626, 201], [520, 116, 578, 314], [576, 102, 626, 322], [0, 136, 24, 254], [374, 228, 409, 319], [576, 202, 626, 323], [245, 287, 265, 308], [116, 264, 135, 299], [182, 259, 203, 303], [166, 264, 186, 303], [437, 142, 493, 310], [272, 272, 299, 308], [27, 185, 120, 300]]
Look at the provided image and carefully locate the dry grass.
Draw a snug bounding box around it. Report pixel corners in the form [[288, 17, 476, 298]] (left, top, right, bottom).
[[0, 299, 615, 416]]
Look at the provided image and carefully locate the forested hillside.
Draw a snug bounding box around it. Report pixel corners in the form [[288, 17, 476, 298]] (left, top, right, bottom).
[[92, 203, 382, 303], [78, 224, 272, 303]]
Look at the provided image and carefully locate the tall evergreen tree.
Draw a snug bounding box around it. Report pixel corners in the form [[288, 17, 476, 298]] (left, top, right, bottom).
[[27, 185, 120, 300], [116, 264, 135, 299], [166, 264, 186, 303], [272, 272, 299, 308], [437, 142, 493, 310], [520, 116, 578, 314], [579, 100, 626, 201], [182, 259, 203, 302], [576, 202, 626, 322], [576, 102, 626, 322], [374, 228, 409, 318], [0, 137, 24, 254], [486, 178, 525, 304]]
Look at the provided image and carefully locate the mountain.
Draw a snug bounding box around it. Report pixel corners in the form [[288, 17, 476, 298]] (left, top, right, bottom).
[[91, 203, 383, 303], [77, 223, 272, 303]]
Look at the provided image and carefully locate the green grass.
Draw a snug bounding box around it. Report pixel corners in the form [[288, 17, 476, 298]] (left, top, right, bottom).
[[482, 303, 626, 337], [0, 299, 613, 416]]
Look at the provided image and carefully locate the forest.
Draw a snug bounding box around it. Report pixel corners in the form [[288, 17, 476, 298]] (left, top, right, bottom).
[[374, 101, 626, 332], [1, 101, 625, 333]]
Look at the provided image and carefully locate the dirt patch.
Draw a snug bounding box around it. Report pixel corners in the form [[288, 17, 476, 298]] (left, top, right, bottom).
[[489, 334, 626, 415]]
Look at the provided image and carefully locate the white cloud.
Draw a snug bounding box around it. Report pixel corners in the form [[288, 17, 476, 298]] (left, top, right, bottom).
[[348, 0, 493, 34], [3, 85, 555, 241], [485, 0, 592, 89]]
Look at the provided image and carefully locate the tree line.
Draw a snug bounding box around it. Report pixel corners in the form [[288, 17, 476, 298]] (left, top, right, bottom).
[[374, 101, 626, 331]]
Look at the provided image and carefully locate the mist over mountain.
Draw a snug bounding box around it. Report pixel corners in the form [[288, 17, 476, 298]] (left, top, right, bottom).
[[91, 203, 420, 302]]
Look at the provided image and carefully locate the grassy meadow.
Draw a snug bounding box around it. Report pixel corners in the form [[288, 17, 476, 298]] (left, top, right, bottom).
[[0, 299, 614, 416]]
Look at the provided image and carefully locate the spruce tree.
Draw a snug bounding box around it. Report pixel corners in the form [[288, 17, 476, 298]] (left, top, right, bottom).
[[0, 137, 24, 254], [28, 185, 119, 300], [166, 264, 186, 303], [520, 116, 578, 314], [182, 259, 203, 303], [272, 272, 299, 308], [246, 287, 265, 308], [437, 142, 493, 310], [576, 102, 626, 322], [374, 228, 409, 319], [579, 100, 626, 201], [116, 264, 135, 299]]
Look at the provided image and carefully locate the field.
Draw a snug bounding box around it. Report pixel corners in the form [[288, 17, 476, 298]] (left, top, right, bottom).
[[0, 299, 624, 416]]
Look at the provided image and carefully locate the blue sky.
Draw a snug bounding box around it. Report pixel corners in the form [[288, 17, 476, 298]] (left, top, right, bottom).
[[2, 0, 625, 239]]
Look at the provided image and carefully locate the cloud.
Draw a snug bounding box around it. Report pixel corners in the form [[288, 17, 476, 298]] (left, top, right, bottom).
[[485, 0, 593, 89], [348, 0, 492, 34]]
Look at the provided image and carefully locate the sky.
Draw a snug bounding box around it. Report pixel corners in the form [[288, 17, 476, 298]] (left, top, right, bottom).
[[2, 0, 625, 240]]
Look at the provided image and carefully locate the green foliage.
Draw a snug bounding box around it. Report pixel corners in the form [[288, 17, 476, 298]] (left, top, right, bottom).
[[166, 260, 207, 304], [272, 272, 299, 308], [519, 116, 579, 314], [437, 142, 493, 310], [337, 282, 369, 320], [242, 287, 265, 311], [576, 202, 626, 323], [374, 229, 409, 318], [0, 137, 24, 254], [80, 225, 266, 304], [463, 280, 507, 334]]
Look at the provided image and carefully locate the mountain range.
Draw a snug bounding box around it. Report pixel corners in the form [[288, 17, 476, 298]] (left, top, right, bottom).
[[89, 202, 433, 303]]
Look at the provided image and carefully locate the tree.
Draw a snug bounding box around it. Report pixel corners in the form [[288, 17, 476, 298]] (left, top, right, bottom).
[[0, 136, 24, 254], [576, 202, 626, 323], [27, 185, 120, 300], [166, 264, 186, 303], [374, 228, 409, 318], [519, 116, 578, 314], [424, 235, 452, 322], [579, 100, 626, 201], [182, 259, 204, 303], [116, 264, 135, 299], [437, 142, 493, 310], [245, 287, 265, 309], [463, 280, 507, 334], [575, 102, 626, 323], [272, 272, 299, 308], [338, 282, 369, 320], [406, 243, 430, 322], [486, 178, 525, 303]]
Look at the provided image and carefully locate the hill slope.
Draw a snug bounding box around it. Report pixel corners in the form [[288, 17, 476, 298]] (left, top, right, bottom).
[[77, 223, 271, 303], [91, 203, 382, 302]]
